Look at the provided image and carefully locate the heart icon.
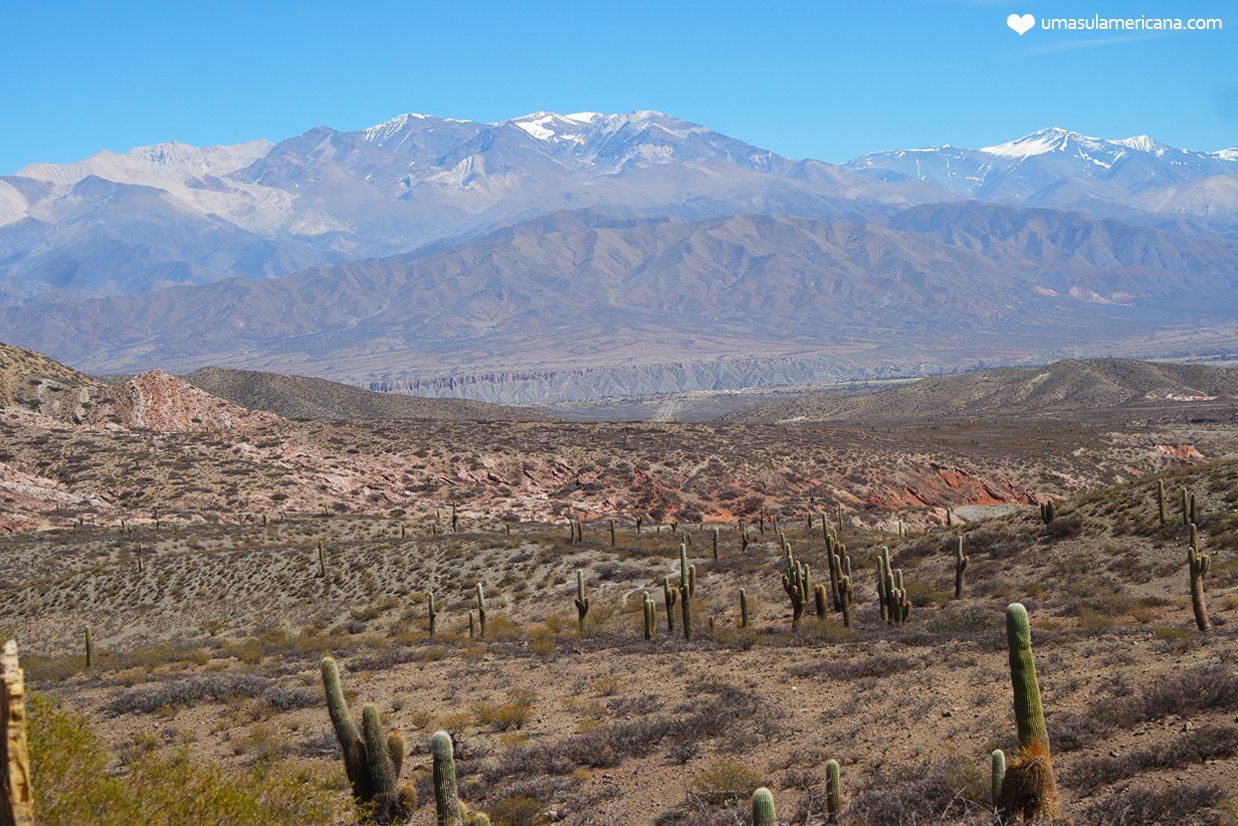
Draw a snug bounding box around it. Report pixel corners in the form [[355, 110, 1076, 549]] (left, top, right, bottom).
[[1007, 13, 1035, 35]]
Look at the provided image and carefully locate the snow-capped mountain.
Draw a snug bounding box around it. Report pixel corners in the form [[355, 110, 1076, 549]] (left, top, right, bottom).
[[0, 110, 930, 303], [2, 116, 1237, 308], [846, 127, 1238, 213]]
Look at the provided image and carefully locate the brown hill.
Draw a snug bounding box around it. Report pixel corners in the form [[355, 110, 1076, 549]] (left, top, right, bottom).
[[181, 367, 556, 422], [723, 359, 1238, 423]]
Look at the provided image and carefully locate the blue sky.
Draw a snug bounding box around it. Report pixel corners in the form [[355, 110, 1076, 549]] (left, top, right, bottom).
[[1, 0, 1234, 173]]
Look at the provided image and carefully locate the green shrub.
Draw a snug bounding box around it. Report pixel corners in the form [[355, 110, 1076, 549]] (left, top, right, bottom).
[[29, 694, 346, 825]]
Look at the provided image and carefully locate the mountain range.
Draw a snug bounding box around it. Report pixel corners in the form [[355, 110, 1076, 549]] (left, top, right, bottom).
[[1, 112, 1236, 402]]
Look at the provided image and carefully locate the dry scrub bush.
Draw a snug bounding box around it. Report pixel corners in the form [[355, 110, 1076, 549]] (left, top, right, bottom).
[[29, 694, 345, 825]]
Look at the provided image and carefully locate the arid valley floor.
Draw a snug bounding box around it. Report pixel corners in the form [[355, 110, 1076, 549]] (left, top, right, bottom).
[[1, 346, 1236, 825]]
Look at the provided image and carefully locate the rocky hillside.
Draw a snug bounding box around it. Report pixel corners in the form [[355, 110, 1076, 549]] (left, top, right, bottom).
[[723, 359, 1238, 424], [182, 367, 556, 422], [1, 342, 274, 431]]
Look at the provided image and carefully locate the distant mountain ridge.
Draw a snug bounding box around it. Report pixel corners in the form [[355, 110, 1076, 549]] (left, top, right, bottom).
[[722, 359, 1238, 424], [181, 367, 555, 422], [3, 116, 1236, 306], [4, 205, 1237, 402]]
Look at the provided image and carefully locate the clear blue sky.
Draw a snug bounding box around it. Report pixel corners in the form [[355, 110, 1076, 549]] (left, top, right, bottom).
[[2, 0, 1235, 173]]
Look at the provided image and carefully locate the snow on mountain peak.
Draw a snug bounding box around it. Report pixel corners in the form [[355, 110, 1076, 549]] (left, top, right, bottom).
[[980, 127, 1102, 158], [1215, 147, 1238, 161], [1113, 135, 1172, 156], [361, 113, 434, 142]]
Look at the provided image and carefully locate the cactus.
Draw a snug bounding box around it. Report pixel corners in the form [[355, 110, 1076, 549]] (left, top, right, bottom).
[[839, 572, 853, 628], [1039, 501, 1055, 525], [1188, 528, 1212, 632], [782, 544, 808, 631], [575, 570, 590, 637], [468, 612, 475, 641], [998, 603, 1060, 823], [739, 589, 749, 628], [826, 759, 841, 825], [451, 503, 458, 533], [712, 527, 719, 560], [427, 592, 438, 637], [663, 576, 678, 633], [1156, 479, 1165, 525], [1181, 488, 1190, 527], [321, 658, 415, 823], [991, 748, 1006, 810], [1189, 492, 1197, 526], [475, 583, 486, 641], [318, 540, 327, 578], [362, 704, 401, 823], [322, 656, 368, 800], [954, 535, 969, 600], [643, 592, 656, 640], [609, 518, 616, 547], [84, 625, 93, 668], [431, 730, 463, 826], [814, 584, 828, 618], [752, 787, 776, 826]]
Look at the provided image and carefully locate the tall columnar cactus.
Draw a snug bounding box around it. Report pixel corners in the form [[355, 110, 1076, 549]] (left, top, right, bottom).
[[991, 748, 1006, 810], [84, 625, 93, 668], [427, 592, 438, 637], [739, 589, 749, 629], [321, 658, 415, 823], [826, 759, 841, 824], [877, 554, 890, 624], [712, 527, 720, 560], [814, 584, 828, 618], [1189, 492, 1197, 526], [475, 583, 487, 641], [954, 536, 969, 600], [431, 730, 463, 826], [663, 576, 678, 633], [838, 570, 853, 628], [1039, 501, 1055, 525], [451, 503, 458, 533], [322, 657, 368, 800], [752, 787, 776, 826], [1181, 488, 1190, 527], [318, 540, 327, 579], [609, 518, 616, 547], [575, 570, 590, 637], [1156, 479, 1165, 526], [643, 592, 656, 640], [1188, 528, 1212, 632], [998, 603, 1060, 823], [782, 544, 808, 630]]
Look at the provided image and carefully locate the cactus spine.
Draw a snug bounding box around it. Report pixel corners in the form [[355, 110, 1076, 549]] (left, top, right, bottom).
[[1188, 527, 1212, 632], [999, 603, 1060, 822], [954, 535, 969, 600], [431, 730, 463, 826], [475, 583, 486, 641], [752, 787, 776, 826], [826, 759, 841, 824], [574, 569, 590, 636]]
